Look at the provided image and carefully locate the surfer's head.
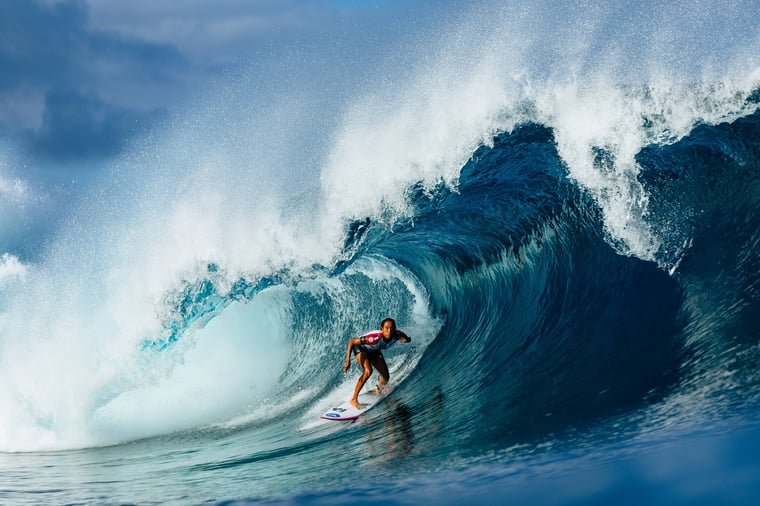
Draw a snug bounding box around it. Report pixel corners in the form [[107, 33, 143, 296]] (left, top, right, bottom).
[[381, 318, 396, 339]]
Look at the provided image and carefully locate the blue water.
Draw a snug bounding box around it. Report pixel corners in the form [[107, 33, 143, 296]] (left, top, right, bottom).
[[1, 1, 759, 504]]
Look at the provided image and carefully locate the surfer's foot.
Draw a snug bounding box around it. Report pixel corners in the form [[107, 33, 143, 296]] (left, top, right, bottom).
[[372, 384, 390, 395], [349, 399, 365, 409]]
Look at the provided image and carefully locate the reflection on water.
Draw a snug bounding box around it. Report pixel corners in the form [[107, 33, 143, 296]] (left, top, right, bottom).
[[359, 387, 446, 468]]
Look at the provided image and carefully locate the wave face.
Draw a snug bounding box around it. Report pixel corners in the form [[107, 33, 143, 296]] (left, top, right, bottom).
[[1, 1, 759, 504], [364, 110, 760, 457]]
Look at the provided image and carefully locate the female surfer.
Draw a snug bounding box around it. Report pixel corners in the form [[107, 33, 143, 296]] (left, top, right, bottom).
[[343, 318, 412, 409]]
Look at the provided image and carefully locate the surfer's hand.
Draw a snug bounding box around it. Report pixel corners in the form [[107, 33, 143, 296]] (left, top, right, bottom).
[[343, 361, 350, 373]]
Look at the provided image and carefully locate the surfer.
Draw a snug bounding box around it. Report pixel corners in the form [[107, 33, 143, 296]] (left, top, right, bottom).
[[343, 318, 412, 409]]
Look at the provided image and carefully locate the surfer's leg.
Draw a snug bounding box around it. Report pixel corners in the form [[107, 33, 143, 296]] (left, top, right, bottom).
[[371, 353, 390, 392], [350, 352, 373, 409]]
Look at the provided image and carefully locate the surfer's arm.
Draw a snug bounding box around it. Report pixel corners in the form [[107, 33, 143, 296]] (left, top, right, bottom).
[[344, 337, 362, 373], [398, 331, 411, 343]]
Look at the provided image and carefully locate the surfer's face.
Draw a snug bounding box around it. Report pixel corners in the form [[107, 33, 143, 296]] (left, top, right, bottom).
[[381, 321, 396, 340]]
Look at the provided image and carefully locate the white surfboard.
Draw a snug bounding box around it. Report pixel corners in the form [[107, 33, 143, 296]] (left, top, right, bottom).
[[321, 390, 388, 421]]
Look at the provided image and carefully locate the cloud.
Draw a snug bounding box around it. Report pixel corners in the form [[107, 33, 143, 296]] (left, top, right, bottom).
[[0, 0, 186, 162], [26, 87, 166, 161], [85, 0, 352, 67], [0, 0, 187, 94], [1, 0, 423, 165]]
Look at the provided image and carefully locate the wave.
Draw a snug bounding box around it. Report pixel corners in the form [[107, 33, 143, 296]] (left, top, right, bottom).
[[0, 0, 758, 461]]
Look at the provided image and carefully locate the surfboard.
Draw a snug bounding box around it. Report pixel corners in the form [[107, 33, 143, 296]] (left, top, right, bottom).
[[320, 389, 388, 421]]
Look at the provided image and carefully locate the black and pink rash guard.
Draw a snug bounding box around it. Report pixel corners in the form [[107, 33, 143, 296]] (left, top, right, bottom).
[[355, 329, 408, 353]]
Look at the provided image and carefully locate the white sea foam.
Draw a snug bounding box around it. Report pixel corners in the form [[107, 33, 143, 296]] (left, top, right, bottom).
[[0, 253, 27, 284]]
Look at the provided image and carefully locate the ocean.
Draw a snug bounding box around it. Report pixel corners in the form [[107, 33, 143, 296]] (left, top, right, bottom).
[[1, 1, 759, 504]]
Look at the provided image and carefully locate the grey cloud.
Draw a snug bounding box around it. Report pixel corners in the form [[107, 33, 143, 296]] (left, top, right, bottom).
[[26, 87, 166, 160], [1, 0, 425, 164], [0, 0, 186, 162]]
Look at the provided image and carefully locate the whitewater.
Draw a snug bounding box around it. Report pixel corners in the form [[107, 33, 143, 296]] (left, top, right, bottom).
[[1, 1, 759, 504]]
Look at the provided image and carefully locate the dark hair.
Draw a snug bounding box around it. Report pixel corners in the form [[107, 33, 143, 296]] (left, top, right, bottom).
[[380, 318, 396, 328]]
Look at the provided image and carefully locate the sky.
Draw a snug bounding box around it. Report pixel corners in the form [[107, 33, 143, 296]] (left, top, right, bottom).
[[1, 0, 758, 265], [0, 0, 416, 167], [0, 0, 446, 262]]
